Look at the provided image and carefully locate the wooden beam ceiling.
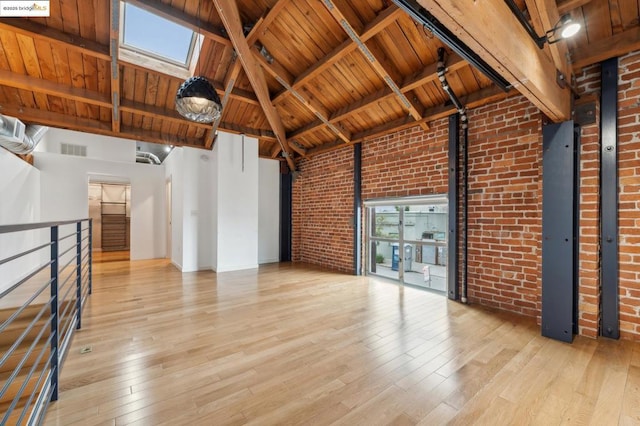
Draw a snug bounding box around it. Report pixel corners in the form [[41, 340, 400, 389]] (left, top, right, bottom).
[[557, 0, 592, 14], [213, 0, 296, 171], [0, 19, 111, 61], [0, 104, 204, 147], [416, 0, 571, 122], [571, 27, 640, 71], [288, 53, 466, 141], [253, 46, 352, 144], [206, 0, 290, 149], [524, 0, 572, 84], [110, 0, 121, 133], [322, 0, 429, 131], [271, 4, 403, 105]]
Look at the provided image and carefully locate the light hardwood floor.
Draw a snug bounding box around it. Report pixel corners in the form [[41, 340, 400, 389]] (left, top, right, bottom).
[[43, 260, 640, 425]]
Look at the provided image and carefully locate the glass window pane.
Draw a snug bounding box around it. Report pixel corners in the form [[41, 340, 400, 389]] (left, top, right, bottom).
[[370, 206, 399, 238], [123, 3, 194, 65]]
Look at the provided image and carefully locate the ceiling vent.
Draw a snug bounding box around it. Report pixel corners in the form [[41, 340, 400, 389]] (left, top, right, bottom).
[[0, 115, 48, 154], [61, 143, 87, 157]]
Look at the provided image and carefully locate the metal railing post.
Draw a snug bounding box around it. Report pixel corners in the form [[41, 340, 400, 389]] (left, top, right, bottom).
[[76, 221, 82, 330], [50, 225, 59, 402], [88, 219, 93, 295]]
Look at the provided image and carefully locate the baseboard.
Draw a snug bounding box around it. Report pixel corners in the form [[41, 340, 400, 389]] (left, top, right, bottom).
[[213, 264, 259, 273]]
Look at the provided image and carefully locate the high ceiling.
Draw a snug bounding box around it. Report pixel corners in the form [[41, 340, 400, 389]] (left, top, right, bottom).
[[0, 0, 638, 167]]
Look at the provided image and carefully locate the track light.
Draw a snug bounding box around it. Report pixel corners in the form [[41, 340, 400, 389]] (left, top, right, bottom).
[[538, 15, 581, 47]]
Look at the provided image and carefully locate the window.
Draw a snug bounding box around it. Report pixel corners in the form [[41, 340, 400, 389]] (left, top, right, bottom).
[[119, 2, 203, 79]]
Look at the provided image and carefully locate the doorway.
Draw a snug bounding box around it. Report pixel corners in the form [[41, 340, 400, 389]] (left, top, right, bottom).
[[365, 196, 448, 293], [88, 182, 131, 262]]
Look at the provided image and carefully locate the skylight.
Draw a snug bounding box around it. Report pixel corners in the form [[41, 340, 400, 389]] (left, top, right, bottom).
[[119, 2, 202, 78]]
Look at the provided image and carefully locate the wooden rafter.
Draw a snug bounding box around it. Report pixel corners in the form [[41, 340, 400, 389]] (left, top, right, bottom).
[[272, 4, 402, 105], [0, 19, 110, 61], [213, 0, 296, 171], [110, 0, 121, 133], [0, 69, 112, 108], [302, 85, 513, 157], [288, 54, 467, 141], [417, 0, 570, 122], [0, 18, 259, 108], [206, 0, 290, 149], [321, 0, 429, 131], [253, 46, 352, 144], [557, 0, 592, 14], [0, 104, 204, 147], [524, 0, 572, 85], [571, 27, 640, 70]]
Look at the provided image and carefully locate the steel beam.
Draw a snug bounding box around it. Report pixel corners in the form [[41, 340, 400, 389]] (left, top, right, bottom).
[[600, 57, 619, 339], [354, 143, 362, 275]]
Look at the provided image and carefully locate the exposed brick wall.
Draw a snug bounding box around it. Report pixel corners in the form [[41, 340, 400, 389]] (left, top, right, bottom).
[[361, 122, 449, 200], [290, 50, 640, 341], [292, 147, 354, 273], [618, 51, 640, 340], [576, 64, 602, 338], [465, 96, 543, 318]]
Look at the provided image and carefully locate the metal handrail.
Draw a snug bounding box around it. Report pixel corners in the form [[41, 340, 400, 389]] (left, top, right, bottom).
[[0, 218, 92, 425]]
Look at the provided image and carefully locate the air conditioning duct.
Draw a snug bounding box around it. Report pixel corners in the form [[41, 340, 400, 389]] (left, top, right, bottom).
[[136, 151, 161, 165], [0, 115, 48, 154]]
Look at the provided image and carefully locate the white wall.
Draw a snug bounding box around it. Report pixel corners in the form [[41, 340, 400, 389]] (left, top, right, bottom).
[[258, 159, 280, 264], [164, 148, 184, 269], [214, 133, 259, 272], [0, 149, 42, 294], [36, 128, 136, 163], [35, 149, 166, 260]]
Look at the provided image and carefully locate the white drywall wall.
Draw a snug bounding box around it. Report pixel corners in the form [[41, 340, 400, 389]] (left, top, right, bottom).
[[35, 151, 166, 260], [0, 149, 42, 295], [36, 128, 137, 163], [214, 133, 259, 272]]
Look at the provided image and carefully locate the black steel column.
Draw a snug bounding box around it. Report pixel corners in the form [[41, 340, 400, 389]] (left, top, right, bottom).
[[447, 114, 460, 300], [541, 121, 577, 343], [601, 57, 619, 339], [279, 172, 293, 262], [354, 143, 362, 275]]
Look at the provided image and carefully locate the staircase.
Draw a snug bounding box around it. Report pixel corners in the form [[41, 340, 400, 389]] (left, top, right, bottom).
[[0, 300, 74, 425]]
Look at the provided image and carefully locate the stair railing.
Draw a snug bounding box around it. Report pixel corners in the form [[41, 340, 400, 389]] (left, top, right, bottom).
[[0, 219, 92, 425]]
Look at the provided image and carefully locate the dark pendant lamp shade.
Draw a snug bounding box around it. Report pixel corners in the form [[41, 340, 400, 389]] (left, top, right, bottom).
[[175, 76, 222, 123]]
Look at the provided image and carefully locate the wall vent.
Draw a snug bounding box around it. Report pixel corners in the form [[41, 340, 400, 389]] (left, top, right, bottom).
[[61, 143, 87, 157]]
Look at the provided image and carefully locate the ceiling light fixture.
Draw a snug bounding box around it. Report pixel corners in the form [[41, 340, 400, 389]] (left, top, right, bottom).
[[175, 1, 222, 123], [537, 15, 581, 47]]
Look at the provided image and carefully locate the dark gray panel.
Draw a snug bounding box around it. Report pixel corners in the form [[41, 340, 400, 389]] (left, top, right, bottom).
[[354, 144, 362, 276], [542, 120, 576, 343], [601, 57, 619, 339], [279, 173, 292, 262], [447, 114, 459, 300]]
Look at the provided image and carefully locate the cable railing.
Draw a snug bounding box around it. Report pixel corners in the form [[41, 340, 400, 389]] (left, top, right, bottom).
[[0, 219, 92, 425]]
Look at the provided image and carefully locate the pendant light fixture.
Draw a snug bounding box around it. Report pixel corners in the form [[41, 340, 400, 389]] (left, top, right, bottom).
[[175, 1, 222, 123]]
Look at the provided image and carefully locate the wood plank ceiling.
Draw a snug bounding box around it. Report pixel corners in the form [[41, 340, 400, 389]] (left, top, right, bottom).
[[0, 0, 637, 162]]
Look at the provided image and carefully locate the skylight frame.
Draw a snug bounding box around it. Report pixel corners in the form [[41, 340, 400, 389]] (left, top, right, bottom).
[[118, 1, 204, 79]]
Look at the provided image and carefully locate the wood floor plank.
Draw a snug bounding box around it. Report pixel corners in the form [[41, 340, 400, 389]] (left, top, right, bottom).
[[39, 259, 640, 425]]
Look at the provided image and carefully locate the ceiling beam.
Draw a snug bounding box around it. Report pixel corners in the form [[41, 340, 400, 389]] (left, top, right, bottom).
[[272, 4, 402, 105], [557, 0, 592, 14], [124, 0, 230, 46], [288, 53, 467, 140], [206, 0, 290, 148], [0, 104, 204, 147], [0, 19, 111, 61], [213, 0, 296, 171], [253, 46, 352, 143], [416, 0, 570, 122], [0, 69, 112, 108], [571, 27, 640, 71], [110, 0, 121, 133], [524, 0, 572, 85], [304, 85, 512, 156], [322, 0, 429, 131]]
